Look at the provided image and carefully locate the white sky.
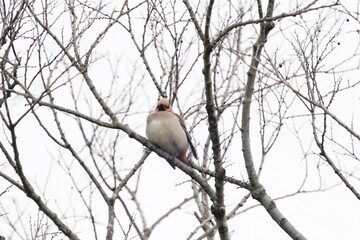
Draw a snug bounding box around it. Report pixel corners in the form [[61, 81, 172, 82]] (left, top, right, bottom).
[[1, 1, 360, 239]]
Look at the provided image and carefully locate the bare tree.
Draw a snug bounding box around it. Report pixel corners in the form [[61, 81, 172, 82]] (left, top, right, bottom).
[[1, 0, 359, 239]]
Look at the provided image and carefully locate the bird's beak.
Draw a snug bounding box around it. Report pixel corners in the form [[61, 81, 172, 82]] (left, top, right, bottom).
[[158, 103, 166, 111]]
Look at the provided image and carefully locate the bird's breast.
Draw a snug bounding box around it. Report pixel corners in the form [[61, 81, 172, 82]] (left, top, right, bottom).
[[146, 113, 188, 155]]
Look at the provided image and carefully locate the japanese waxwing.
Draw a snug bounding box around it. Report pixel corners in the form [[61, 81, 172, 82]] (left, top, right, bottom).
[[146, 98, 198, 169]]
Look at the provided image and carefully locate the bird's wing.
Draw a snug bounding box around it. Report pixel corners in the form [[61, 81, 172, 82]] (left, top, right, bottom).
[[173, 113, 198, 159]]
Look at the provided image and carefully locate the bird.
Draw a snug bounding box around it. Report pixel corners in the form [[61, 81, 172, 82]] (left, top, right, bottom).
[[146, 98, 198, 169]]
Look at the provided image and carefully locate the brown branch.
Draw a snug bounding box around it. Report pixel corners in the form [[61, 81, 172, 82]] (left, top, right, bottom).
[[190, 162, 250, 189], [183, 0, 205, 42], [296, 36, 360, 201], [191, 193, 251, 240], [6, 118, 80, 239], [122, 2, 166, 98], [211, 1, 340, 45], [148, 197, 194, 234], [189, 0, 231, 239], [317, 138, 360, 200], [0, 171, 24, 191], [105, 151, 150, 239], [241, 1, 307, 239]]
